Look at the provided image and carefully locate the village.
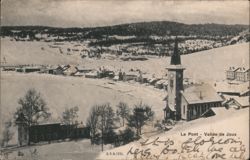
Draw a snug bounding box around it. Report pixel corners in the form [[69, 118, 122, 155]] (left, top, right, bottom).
[[0, 1, 249, 159], [0, 38, 249, 160], [1, 57, 249, 103]]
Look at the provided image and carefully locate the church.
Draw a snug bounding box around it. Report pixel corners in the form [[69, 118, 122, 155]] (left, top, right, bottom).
[[164, 38, 223, 121]]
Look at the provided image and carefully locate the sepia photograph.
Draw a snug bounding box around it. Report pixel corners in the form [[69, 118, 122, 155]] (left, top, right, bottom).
[[0, 0, 249, 160]]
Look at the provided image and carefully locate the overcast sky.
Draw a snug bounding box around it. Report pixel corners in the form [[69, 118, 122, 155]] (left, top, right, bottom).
[[1, 0, 249, 27]]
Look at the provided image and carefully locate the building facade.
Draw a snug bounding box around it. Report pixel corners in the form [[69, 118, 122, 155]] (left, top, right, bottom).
[[226, 67, 250, 82], [235, 67, 249, 82], [226, 67, 239, 80]]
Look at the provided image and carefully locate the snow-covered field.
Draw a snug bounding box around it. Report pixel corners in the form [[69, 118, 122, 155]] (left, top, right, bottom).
[[1, 38, 249, 82], [1, 139, 111, 160], [0, 72, 165, 124]]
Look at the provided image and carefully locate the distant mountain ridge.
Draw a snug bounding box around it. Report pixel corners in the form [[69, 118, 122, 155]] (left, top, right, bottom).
[[1, 21, 248, 38]]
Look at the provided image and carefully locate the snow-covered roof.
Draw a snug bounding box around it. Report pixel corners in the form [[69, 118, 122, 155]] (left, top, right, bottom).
[[74, 72, 85, 76], [125, 71, 139, 76], [215, 81, 249, 95], [227, 67, 239, 72], [232, 96, 249, 107], [63, 65, 77, 73], [202, 107, 228, 117], [113, 75, 119, 80], [236, 67, 249, 73], [182, 84, 223, 104], [156, 79, 167, 85], [85, 71, 98, 76], [142, 74, 152, 79], [149, 78, 160, 83], [75, 66, 86, 71]]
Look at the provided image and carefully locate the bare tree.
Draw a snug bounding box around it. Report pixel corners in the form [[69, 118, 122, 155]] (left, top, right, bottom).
[[15, 89, 51, 144], [97, 103, 115, 151], [116, 102, 130, 126], [62, 106, 79, 125], [128, 102, 154, 137], [86, 103, 115, 151], [86, 105, 100, 144]]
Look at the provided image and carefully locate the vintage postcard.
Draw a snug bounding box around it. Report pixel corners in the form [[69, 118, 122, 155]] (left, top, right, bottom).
[[0, 0, 249, 160]]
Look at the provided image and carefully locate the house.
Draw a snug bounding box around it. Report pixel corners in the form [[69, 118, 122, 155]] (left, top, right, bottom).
[[53, 66, 64, 75], [15, 67, 24, 72], [39, 66, 58, 74], [63, 65, 77, 76], [214, 81, 249, 97], [226, 67, 239, 80], [73, 72, 86, 77], [23, 66, 42, 73], [85, 71, 99, 78], [75, 66, 93, 73], [99, 70, 115, 79], [149, 78, 160, 86], [2, 66, 16, 71], [61, 64, 70, 71], [113, 75, 120, 81], [164, 38, 223, 122], [140, 74, 152, 83], [40, 68, 54, 74], [122, 71, 139, 81], [224, 96, 249, 109], [235, 67, 250, 82], [155, 79, 167, 89]]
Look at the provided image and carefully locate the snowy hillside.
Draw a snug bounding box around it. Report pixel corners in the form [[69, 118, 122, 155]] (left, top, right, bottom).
[[1, 38, 249, 82], [97, 108, 249, 160]]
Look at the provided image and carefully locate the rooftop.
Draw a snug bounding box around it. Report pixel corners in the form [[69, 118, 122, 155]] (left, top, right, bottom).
[[182, 83, 223, 104], [214, 81, 249, 95], [232, 96, 249, 107], [237, 67, 249, 72], [227, 67, 239, 72]]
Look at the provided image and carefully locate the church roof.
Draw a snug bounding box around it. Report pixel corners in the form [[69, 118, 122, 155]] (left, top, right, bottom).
[[182, 84, 223, 105]]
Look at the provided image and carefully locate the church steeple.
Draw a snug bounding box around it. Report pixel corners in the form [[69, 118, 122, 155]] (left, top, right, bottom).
[[170, 37, 181, 65], [165, 37, 185, 121]]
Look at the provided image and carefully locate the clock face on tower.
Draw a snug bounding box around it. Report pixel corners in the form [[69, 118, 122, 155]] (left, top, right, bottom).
[[178, 73, 182, 78], [170, 73, 174, 78]]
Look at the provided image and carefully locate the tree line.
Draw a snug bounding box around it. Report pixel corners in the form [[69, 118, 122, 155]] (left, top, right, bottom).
[[1, 21, 248, 40]]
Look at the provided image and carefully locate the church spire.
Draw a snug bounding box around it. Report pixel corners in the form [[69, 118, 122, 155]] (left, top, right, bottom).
[[170, 37, 181, 65]]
